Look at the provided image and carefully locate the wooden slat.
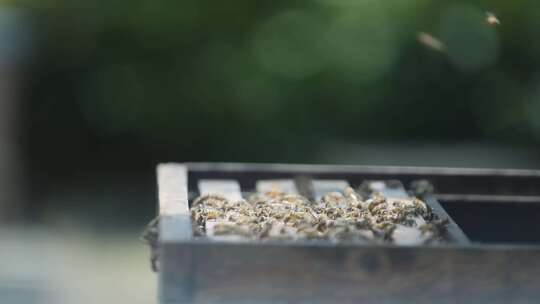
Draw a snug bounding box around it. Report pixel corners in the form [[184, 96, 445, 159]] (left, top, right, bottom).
[[424, 195, 470, 244], [187, 162, 540, 197], [256, 179, 298, 194], [366, 180, 409, 199], [157, 163, 192, 242], [312, 180, 350, 200], [196, 179, 246, 240], [294, 175, 315, 201], [436, 193, 540, 204], [198, 179, 242, 201], [187, 162, 540, 177]]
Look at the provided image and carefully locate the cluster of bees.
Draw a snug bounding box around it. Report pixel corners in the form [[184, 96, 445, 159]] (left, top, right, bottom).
[[190, 186, 446, 245]]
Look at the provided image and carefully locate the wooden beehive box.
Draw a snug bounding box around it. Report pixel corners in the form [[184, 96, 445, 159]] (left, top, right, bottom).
[[154, 163, 540, 304]]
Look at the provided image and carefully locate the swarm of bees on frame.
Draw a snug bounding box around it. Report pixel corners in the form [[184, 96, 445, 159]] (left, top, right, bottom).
[[190, 185, 448, 245]]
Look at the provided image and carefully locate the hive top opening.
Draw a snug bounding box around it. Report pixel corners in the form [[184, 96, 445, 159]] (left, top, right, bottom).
[[191, 182, 446, 245], [156, 163, 471, 246]]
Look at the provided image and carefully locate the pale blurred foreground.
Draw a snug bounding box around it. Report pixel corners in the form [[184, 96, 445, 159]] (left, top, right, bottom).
[[0, 226, 155, 304]]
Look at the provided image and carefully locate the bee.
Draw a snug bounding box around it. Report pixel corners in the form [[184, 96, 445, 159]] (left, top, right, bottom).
[[486, 12, 500, 26], [140, 216, 160, 272], [417, 32, 445, 52]]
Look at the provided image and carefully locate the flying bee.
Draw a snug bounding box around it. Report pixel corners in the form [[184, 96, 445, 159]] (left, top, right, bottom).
[[417, 32, 445, 52], [486, 12, 500, 26]]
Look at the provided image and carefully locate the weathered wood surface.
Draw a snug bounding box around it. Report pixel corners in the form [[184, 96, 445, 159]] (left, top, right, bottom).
[[158, 164, 191, 242], [161, 241, 540, 304]]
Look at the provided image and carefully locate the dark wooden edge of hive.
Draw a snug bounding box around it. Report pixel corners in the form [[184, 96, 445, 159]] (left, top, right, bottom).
[[185, 162, 540, 199], [423, 195, 470, 244], [159, 241, 540, 304], [185, 162, 540, 177]]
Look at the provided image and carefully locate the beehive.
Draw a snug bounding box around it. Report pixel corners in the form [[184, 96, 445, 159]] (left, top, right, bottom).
[[153, 163, 540, 304]]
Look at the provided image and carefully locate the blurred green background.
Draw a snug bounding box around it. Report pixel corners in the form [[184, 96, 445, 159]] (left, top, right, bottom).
[[2, 0, 540, 302], [19, 0, 540, 173], [15, 0, 540, 217]]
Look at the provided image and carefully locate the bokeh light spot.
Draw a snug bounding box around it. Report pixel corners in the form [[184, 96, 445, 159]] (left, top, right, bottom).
[[252, 10, 327, 79], [318, 2, 399, 83], [78, 64, 145, 136]]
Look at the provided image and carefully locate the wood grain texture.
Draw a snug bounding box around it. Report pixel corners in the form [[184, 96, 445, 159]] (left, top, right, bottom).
[[161, 241, 540, 304]]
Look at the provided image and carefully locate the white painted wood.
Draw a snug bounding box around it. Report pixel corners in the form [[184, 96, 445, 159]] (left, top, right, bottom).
[[256, 180, 298, 194], [157, 163, 192, 241], [198, 179, 242, 201], [312, 180, 350, 200]]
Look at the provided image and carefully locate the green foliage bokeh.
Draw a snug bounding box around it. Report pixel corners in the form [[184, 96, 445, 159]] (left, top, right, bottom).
[[16, 0, 540, 176]]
